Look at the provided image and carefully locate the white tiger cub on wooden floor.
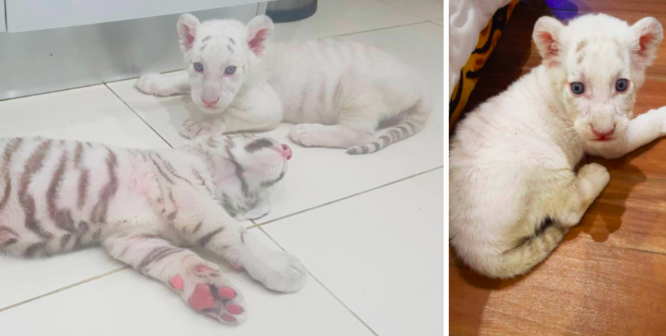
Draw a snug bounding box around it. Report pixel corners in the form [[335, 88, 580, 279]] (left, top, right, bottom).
[[450, 14, 666, 278], [0, 135, 302, 324], [136, 14, 430, 154]]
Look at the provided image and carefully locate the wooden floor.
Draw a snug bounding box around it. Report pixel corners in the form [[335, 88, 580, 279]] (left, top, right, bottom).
[[450, 1, 666, 335]]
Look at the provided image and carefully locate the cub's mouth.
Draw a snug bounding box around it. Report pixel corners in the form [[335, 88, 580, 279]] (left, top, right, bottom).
[[589, 125, 617, 142]]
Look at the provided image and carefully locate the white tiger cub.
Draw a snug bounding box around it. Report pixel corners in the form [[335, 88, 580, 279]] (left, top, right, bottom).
[[0, 134, 302, 324], [136, 14, 431, 154], [450, 14, 666, 278]]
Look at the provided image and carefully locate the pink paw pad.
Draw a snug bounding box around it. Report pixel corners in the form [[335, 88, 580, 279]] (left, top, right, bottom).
[[231, 264, 244, 271], [227, 304, 243, 315], [170, 275, 184, 290], [218, 287, 236, 299], [220, 314, 236, 322], [189, 284, 216, 311]]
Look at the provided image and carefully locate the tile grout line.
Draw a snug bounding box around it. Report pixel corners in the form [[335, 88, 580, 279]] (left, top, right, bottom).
[[325, 20, 428, 39], [257, 165, 444, 226], [429, 20, 443, 27], [257, 226, 380, 336], [0, 266, 129, 313], [0, 82, 106, 103], [102, 69, 184, 85], [104, 83, 175, 149]]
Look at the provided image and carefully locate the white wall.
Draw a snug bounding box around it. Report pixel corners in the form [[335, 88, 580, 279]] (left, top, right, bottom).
[[0, 1, 6, 33], [5, 0, 270, 32]]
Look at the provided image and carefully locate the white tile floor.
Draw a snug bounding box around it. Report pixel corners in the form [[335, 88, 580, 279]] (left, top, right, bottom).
[[0, 1, 443, 335]]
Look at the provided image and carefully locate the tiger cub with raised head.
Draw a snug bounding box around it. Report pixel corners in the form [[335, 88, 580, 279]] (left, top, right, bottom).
[[0, 134, 302, 325], [450, 14, 666, 278], [136, 14, 431, 154]]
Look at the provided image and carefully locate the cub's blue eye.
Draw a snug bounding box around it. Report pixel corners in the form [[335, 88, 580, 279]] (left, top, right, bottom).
[[616, 78, 629, 92], [225, 66, 237, 75], [193, 62, 204, 72], [571, 82, 585, 95]]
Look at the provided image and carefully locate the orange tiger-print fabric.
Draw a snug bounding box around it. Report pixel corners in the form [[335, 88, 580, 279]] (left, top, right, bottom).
[[449, 0, 519, 133]]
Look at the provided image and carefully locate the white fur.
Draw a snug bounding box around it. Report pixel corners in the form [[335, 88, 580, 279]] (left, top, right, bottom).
[[450, 14, 666, 278], [137, 14, 431, 154], [0, 135, 303, 325]]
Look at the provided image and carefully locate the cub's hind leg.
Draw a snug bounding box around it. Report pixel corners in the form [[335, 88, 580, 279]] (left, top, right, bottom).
[[102, 233, 246, 324], [288, 122, 375, 149], [550, 163, 611, 227], [493, 163, 610, 278], [289, 80, 378, 149]]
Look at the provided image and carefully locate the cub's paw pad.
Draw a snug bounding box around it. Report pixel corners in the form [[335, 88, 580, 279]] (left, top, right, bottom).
[[169, 263, 247, 324]]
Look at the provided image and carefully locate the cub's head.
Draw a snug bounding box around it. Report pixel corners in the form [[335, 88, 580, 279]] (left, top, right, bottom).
[[533, 14, 663, 142], [187, 134, 291, 193], [177, 13, 274, 114]]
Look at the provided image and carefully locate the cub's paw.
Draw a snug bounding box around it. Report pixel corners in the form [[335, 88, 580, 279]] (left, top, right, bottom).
[[578, 163, 610, 189], [289, 124, 323, 147], [136, 74, 177, 97], [169, 261, 246, 324], [181, 119, 223, 139], [640, 107, 666, 135], [243, 247, 308, 293]]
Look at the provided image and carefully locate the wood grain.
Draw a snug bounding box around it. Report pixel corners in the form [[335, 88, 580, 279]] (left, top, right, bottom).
[[451, 0, 666, 335], [450, 238, 666, 336]]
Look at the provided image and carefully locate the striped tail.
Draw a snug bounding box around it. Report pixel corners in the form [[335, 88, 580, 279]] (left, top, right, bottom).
[[346, 98, 430, 155], [492, 223, 567, 279]]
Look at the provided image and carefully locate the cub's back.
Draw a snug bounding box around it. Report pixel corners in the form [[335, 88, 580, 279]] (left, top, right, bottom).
[[0, 137, 160, 257], [264, 39, 426, 122]]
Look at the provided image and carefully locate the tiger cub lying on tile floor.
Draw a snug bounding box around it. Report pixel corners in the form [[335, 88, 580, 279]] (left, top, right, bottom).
[[137, 14, 431, 154], [450, 14, 666, 278], [0, 134, 304, 324]]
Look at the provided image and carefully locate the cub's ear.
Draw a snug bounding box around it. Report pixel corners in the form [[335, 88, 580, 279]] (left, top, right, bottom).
[[533, 16, 565, 67], [247, 15, 274, 56], [631, 17, 663, 69], [177, 13, 201, 52]]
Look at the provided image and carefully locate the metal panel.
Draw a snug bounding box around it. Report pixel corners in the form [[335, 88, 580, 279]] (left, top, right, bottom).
[[0, 4, 259, 101], [6, 0, 273, 32]]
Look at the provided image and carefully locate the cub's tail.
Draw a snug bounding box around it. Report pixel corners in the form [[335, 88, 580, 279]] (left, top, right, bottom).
[[346, 98, 431, 155], [492, 223, 567, 279]]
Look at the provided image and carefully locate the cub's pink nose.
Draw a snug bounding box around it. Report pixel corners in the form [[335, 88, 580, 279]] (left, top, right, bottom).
[[203, 98, 219, 107], [281, 144, 292, 160], [590, 124, 615, 139]]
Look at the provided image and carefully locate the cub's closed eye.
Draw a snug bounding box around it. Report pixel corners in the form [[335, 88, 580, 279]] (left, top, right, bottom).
[[616, 78, 629, 92], [570, 82, 585, 95], [193, 62, 204, 72], [225, 66, 237, 75]]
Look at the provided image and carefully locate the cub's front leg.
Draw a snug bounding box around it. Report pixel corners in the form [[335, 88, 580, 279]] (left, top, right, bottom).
[[585, 107, 666, 159], [165, 184, 307, 293], [136, 71, 191, 97], [102, 233, 246, 324]]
